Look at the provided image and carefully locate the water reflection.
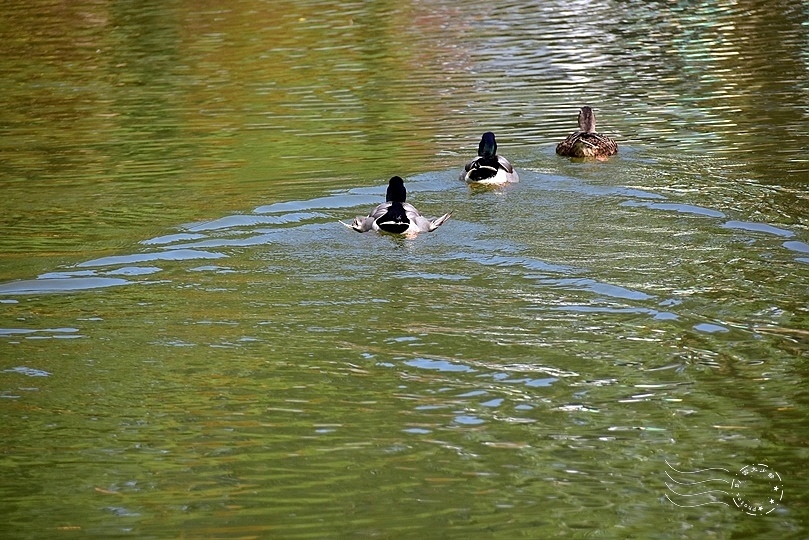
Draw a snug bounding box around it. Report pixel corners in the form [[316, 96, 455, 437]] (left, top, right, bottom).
[[2, 0, 808, 269], [2, 0, 809, 537]]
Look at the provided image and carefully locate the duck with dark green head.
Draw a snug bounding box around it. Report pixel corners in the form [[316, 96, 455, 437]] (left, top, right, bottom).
[[342, 176, 452, 236], [556, 106, 618, 159], [460, 132, 519, 184]]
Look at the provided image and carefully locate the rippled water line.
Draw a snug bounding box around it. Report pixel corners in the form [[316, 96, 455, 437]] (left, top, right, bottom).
[[1, 163, 806, 297]]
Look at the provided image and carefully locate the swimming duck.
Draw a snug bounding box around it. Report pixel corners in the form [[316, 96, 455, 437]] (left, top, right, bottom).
[[556, 106, 618, 159], [460, 131, 519, 184], [342, 176, 452, 235]]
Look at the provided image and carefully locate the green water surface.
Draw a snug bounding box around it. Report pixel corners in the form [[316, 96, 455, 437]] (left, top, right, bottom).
[[1, 1, 808, 538]]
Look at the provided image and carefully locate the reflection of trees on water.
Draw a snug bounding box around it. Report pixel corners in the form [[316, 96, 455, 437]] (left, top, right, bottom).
[[1, 0, 807, 261], [6, 0, 807, 167]]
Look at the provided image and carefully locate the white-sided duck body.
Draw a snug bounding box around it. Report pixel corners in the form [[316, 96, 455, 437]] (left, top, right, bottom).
[[460, 131, 519, 185], [342, 176, 452, 236]]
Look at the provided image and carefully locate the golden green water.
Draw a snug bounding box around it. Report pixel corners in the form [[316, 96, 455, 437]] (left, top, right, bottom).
[[1, 1, 808, 538]]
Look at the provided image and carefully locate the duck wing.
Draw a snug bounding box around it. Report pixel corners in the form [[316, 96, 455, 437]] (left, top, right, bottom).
[[460, 156, 481, 181], [556, 131, 617, 157], [425, 211, 452, 232], [343, 202, 391, 232], [405, 203, 452, 232], [583, 132, 618, 155], [497, 154, 516, 174], [555, 132, 582, 156]]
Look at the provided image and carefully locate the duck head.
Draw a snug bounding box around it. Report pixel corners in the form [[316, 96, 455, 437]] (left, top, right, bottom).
[[385, 176, 407, 203], [578, 106, 597, 133], [477, 132, 498, 159]]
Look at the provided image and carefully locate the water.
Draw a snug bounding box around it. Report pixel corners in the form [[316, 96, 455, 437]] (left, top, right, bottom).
[[1, 1, 808, 538]]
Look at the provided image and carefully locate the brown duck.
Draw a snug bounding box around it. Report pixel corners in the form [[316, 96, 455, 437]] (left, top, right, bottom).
[[556, 106, 618, 159]]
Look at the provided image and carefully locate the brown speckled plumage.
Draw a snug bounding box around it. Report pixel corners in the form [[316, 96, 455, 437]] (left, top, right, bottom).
[[556, 106, 618, 159]]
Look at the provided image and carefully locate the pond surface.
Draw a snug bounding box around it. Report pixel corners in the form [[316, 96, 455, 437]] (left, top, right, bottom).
[[1, 0, 808, 538]]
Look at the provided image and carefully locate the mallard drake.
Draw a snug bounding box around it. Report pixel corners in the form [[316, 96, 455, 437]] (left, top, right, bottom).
[[342, 176, 452, 235], [556, 106, 618, 158], [460, 132, 519, 184]]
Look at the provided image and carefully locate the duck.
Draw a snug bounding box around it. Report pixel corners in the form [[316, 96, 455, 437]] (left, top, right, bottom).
[[460, 131, 519, 184], [342, 176, 452, 236], [556, 106, 618, 158]]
